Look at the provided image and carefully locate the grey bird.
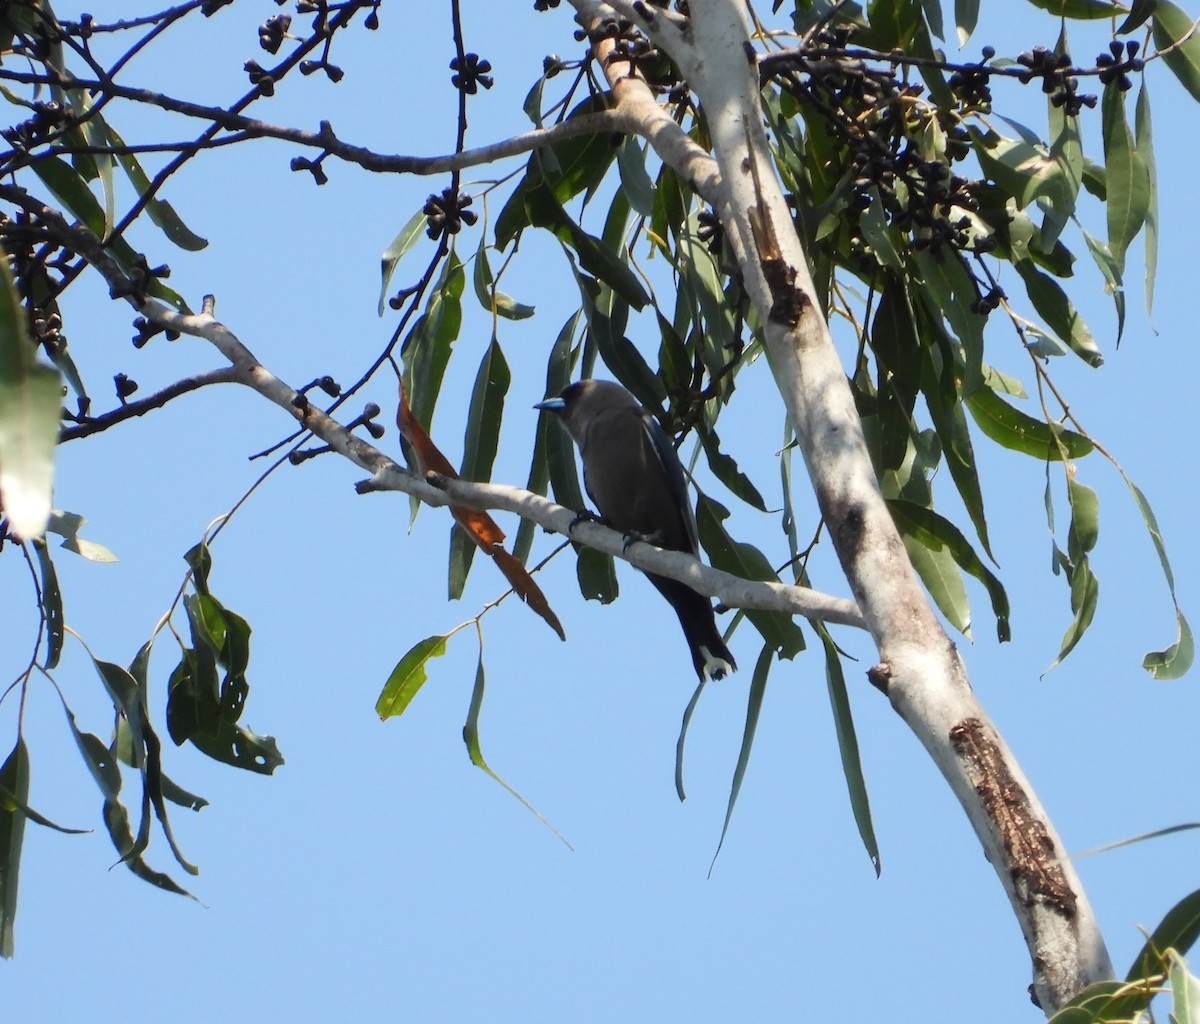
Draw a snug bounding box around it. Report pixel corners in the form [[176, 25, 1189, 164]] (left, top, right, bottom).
[[535, 379, 736, 681]]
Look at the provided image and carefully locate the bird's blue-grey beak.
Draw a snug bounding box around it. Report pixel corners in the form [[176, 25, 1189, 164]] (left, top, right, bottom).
[[534, 397, 566, 411]]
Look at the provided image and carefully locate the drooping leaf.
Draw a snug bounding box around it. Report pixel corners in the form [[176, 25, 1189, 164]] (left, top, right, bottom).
[[463, 651, 571, 847], [519, 188, 649, 310], [576, 545, 619, 604], [1101, 81, 1150, 273], [1153, 0, 1200, 103], [104, 121, 208, 251], [816, 624, 880, 874], [889, 500, 1011, 642], [472, 239, 535, 321], [45, 510, 118, 562], [0, 245, 60, 541], [1124, 479, 1194, 678], [100, 798, 195, 900], [0, 739, 30, 958], [709, 645, 772, 875], [920, 342, 994, 557], [450, 338, 512, 598], [31, 540, 64, 669], [495, 94, 618, 245], [955, 0, 980, 46], [1015, 260, 1103, 366], [966, 388, 1094, 460], [402, 253, 465, 439], [695, 495, 805, 659], [378, 207, 428, 316], [1080, 229, 1126, 343], [1168, 952, 1200, 1024], [1135, 82, 1159, 314], [616, 137, 655, 217], [1022, 0, 1128, 17], [697, 423, 768, 511], [377, 634, 449, 720], [1126, 887, 1200, 988]]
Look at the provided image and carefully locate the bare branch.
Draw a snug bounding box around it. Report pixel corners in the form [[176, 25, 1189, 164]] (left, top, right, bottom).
[[59, 367, 240, 442]]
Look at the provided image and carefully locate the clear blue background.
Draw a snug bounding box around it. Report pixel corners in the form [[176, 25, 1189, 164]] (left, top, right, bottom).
[[3, 3, 1198, 1021]]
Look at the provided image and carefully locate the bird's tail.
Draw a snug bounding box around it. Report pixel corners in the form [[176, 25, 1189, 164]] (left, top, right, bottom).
[[649, 575, 737, 681]]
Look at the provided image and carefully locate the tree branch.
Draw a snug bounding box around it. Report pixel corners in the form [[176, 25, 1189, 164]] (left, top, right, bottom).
[[572, 0, 1114, 1010], [15, 181, 863, 630], [58, 367, 240, 441], [0, 70, 627, 176]]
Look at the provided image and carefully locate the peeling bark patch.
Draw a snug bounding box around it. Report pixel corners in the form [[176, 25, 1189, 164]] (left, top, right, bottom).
[[764, 259, 809, 327], [832, 501, 867, 566], [949, 718, 1077, 918], [867, 663, 891, 693]]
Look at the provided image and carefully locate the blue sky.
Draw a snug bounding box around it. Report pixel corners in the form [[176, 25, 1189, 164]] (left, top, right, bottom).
[[3, 2, 1199, 1021]]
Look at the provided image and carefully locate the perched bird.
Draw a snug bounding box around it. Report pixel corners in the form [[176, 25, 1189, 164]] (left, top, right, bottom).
[[535, 379, 736, 681]]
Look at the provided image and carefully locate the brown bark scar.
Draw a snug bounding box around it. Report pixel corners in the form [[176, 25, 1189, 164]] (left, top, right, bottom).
[[741, 119, 809, 328], [949, 717, 1077, 917]]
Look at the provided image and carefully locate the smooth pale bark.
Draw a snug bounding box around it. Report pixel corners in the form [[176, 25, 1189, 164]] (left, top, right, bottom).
[[571, 0, 1113, 1011]]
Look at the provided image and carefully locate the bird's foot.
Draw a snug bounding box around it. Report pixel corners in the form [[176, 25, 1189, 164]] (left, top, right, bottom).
[[621, 528, 666, 554], [567, 508, 603, 536]]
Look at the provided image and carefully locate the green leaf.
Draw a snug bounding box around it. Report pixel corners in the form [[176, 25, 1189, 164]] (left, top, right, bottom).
[[1169, 952, 1200, 1024], [377, 634, 448, 719], [578, 283, 663, 409], [460, 338, 511, 485], [576, 545, 619, 604], [104, 122, 208, 251], [920, 344, 994, 557], [0, 739, 30, 958], [472, 239, 535, 321], [61, 706, 121, 799], [495, 94, 617, 246], [1143, 608, 1194, 680], [1023, 0, 1128, 17], [1015, 260, 1103, 366], [1128, 482, 1193, 677], [1046, 980, 1154, 1024], [403, 253, 465, 437], [449, 338, 511, 598], [520, 187, 650, 310], [1127, 887, 1200, 986], [31, 540, 64, 669], [463, 651, 572, 848], [966, 388, 1094, 460], [1118, 0, 1157, 33], [1067, 477, 1099, 559], [955, 0, 980, 45], [697, 423, 768, 511], [101, 797, 195, 900], [889, 500, 1011, 642], [1153, 0, 1200, 103], [377, 207, 428, 316], [1135, 82, 1159, 315], [900, 513, 971, 635], [45, 510, 118, 562], [1080, 229, 1126, 343], [970, 126, 1068, 212], [695, 496, 805, 659], [616, 137, 655, 217], [816, 624, 880, 874], [1101, 81, 1150, 273], [675, 674, 707, 802], [709, 645, 772, 875], [1048, 553, 1099, 670], [0, 244, 60, 541]]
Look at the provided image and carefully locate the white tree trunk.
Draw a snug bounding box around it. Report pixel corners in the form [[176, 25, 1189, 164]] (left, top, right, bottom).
[[574, 0, 1114, 1011]]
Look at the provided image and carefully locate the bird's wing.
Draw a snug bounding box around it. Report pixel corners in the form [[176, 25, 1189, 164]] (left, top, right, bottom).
[[641, 412, 700, 557]]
